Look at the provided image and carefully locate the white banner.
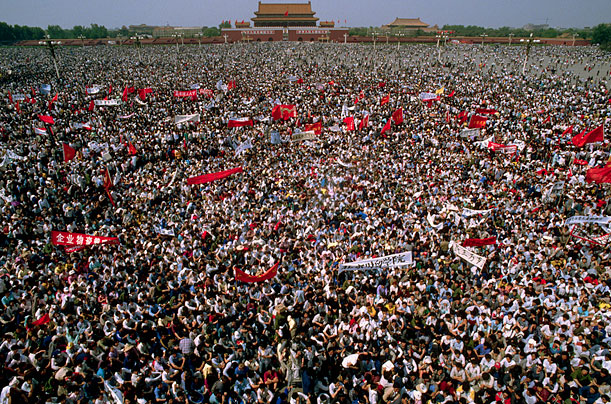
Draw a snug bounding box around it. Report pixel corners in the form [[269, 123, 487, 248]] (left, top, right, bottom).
[[291, 131, 316, 142], [175, 114, 200, 124], [462, 207, 493, 217], [94, 99, 120, 106], [564, 215, 611, 226], [270, 131, 281, 145], [451, 242, 486, 270], [459, 128, 481, 138], [339, 251, 413, 273], [86, 86, 101, 95], [419, 92, 438, 101], [235, 138, 253, 155], [12, 94, 25, 101], [337, 159, 353, 168], [427, 212, 444, 231]]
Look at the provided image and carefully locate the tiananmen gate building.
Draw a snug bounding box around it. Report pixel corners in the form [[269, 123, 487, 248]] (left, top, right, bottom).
[[221, 1, 349, 42]]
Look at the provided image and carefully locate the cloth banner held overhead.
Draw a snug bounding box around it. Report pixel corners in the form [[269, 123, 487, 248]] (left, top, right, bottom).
[[235, 138, 253, 155], [235, 262, 279, 283], [451, 241, 486, 270], [462, 237, 497, 247], [86, 86, 101, 95], [488, 142, 517, 153], [175, 114, 200, 124], [52, 231, 119, 247], [462, 207, 493, 217], [40, 84, 51, 95], [338, 252, 413, 274], [270, 131, 282, 145], [187, 167, 243, 185], [94, 99, 120, 106], [459, 128, 481, 138], [291, 130, 316, 142], [564, 215, 611, 227], [228, 118, 254, 128], [173, 90, 197, 98], [419, 92, 439, 101]]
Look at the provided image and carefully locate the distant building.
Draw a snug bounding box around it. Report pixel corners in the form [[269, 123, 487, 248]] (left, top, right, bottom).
[[129, 24, 157, 35], [222, 1, 347, 42], [382, 18, 438, 32], [235, 21, 251, 28], [153, 26, 203, 38], [252, 1, 318, 27], [523, 23, 549, 31]]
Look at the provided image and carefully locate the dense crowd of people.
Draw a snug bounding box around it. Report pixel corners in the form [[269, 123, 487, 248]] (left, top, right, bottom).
[[1, 41, 611, 404]]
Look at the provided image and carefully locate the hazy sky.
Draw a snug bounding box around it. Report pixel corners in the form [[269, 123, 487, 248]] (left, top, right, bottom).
[[3, 0, 610, 30]]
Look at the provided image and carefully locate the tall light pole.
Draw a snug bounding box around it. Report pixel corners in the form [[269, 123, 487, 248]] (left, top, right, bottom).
[[521, 33, 534, 75], [223, 34, 229, 44], [396, 33, 404, 50], [39, 36, 61, 80], [480, 33, 488, 45], [130, 35, 142, 63], [508, 33, 514, 46], [436, 33, 442, 63], [195, 33, 203, 47], [572, 33, 579, 46], [77, 34, 85, 48], [343, 33, 348, 44]]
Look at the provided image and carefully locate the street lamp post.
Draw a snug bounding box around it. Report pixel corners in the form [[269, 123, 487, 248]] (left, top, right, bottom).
[[130, 35, 142, 63], [372, 32, 378, 49], [223, 34, 229, 44], [436, 33, 442, 63], [343, 33, 348, 44], [508, 33, 514, 46], [521, 33, 534, 75], [38, 36, 61, 80], [195, 33, 203, 47], [77, 34, 85, 48], [480, 33, 488, 45], [396, 33, 404, 50], [572, 33, 579, 46]]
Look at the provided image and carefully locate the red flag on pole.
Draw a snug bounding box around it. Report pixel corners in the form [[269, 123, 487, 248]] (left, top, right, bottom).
[[380, 94, 390, 106], [391, 108, 403, 125], [128, 142, 138, 156], [571, 124, 604, 147], [468, 115, 487, 129], [8, 91, 12, 104], [88, 100, 95, 111], [284, 10, 289, 16], [62, 143, 76, 162], [304, 121, 322, 135], [228, 118, 254, 128], [359, 114, 369, 131], [586, 165, 611, 184], [381, 119, 392, 134], [38, 114, 55, 124], [343, 116, 355, 131], [562, 125, 574, 135]]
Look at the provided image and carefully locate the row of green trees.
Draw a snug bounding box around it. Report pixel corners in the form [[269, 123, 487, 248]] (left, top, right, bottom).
[[350, 23, 611, 43], [0, 22, 231, 42]]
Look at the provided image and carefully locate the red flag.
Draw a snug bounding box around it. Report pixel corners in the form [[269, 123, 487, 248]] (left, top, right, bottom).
[[572, 124, 604, 147], [284, 10, 289, 16], [380, 94, 390, 106], [381, 119, 392, 134], [468, 115, 487, 129], [235, 262, 279, 283], [128, 142, 138, 156], [88, 100, 95, 111], [8, 91, 12, 104], [457, 110, 468, 124], [38, 114, 55, 124], [187, 167, 243, 185], [343, 116, 355, 131], [138, 87, 153, 101], [228, 118, 254, 128], [359, 114, 369, 131], [305, 122, 322, 135], [296, 78, 303, 84], [391, 108, 403, 125], [227, 81, 236, 90], [31, 313, 51, 327], [271, 104, 296, 120], [108, 84, 112, 95], [62, 143, 76, 162], [543, 116, 551, 124], [447, 90, 455, 97], [586, 166, 611, 184], [15, 101, 20, 114], [574, 159, 588, 166], [378, 81, 386, 88], [462, 237, 497, 247], [562, 125, 574, 135], [122, 86, 128, 101], [103, 167, 113, 189], [475, 108, 497, 115]]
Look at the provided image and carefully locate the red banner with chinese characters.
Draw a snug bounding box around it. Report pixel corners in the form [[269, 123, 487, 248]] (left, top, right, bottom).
[[52, 231, 119, 247], [235, 262, 279, 283]]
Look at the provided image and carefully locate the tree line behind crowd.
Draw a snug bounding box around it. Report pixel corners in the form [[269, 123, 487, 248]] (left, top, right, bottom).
[[0, 20, 610, 48]]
